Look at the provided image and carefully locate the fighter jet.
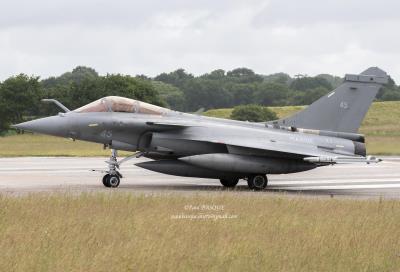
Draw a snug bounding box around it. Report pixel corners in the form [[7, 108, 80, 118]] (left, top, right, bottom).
[[14, 67, 388, 190]]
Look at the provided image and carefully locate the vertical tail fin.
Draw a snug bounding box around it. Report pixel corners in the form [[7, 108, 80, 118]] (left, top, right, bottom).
[[275, 67, 389, 133]]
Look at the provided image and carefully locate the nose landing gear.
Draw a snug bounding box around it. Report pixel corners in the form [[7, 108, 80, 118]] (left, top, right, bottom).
[[102, 149, 122, 188], [100, 149, 143, 188]]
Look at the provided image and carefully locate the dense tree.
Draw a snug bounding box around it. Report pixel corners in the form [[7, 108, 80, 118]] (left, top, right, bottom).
[[254, 82, 290, 106], [290, 76, 332, 92], [289, 87, 330, 106], [182, 79, 233, 111], [377, 76, 397, 100], [41, 70, 165, 112], [104, 74, 164, 106], [263, 73, 292, 85], [152, 81, 186, 111], [381, 88, 400, 101], [201, 69, 226, 80], [0, 74, 42, 132], [316, 74, 343, 89], [230, 104, 277, 122], [157, 67, 344, 111], [63, 74, 165, 110], [154, 69, 194, 89], [66, 77, 105, 109], [227, 83, 256, 106], [40, 66, 102, 114], [226, 68, 264, 84], [41, 66, 98, 89]]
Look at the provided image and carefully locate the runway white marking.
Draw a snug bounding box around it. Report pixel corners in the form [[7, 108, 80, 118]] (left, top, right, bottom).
[[271, 183, 400, 191]]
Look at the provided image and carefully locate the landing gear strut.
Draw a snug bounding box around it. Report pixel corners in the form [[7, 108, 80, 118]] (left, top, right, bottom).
[[100, 149, 143, 188], [102, 149, 122, 188], [247, 174, 268, 191]]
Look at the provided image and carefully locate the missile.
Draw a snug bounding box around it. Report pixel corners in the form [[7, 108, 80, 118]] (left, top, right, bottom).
[[304, 155, 382, 164]]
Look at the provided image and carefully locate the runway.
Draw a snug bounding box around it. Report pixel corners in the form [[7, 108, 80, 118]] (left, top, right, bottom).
[[1, 157, 400, 198]]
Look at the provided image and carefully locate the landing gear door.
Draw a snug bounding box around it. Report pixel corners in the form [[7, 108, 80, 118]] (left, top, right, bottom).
[[137, 132, 153, 152]]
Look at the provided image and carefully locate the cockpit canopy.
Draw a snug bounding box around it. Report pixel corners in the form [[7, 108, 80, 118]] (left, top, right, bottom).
[[74, 96, 169, 115]]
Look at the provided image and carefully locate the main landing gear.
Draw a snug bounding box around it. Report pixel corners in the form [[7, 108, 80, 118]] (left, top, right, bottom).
[[219, 174, 268, 191], [101, 149, 142, 188], [247, 174, 268, 191], [219, 178, 239, 188]]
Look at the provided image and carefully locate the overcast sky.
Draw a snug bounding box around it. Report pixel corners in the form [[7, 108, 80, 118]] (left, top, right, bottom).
[[1, 0, 399, 81]]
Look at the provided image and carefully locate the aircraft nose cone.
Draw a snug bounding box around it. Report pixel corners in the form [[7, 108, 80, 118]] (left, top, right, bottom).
[[13, 120, 42, 131], [13, 116, 69, 137]]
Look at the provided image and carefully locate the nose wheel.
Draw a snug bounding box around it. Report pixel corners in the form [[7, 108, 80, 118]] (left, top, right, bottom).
[[99, 149, 143, 188], [102, 174, 121, 188]]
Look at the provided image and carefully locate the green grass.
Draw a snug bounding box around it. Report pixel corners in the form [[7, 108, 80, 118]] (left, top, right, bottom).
[[0, 134, 130, 157], [0, 193, 399, 272], [204, 101, 400, 135], [205, 101, 400, 155], [0, 101, 399, 156]]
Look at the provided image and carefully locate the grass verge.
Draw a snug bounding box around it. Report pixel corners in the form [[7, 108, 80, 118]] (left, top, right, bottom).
[[0, 193, 399, 272], [0, 134, 130, 157]]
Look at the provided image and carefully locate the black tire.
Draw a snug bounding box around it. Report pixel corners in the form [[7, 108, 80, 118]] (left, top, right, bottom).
[[108, 175, 120, 188], [247, 178, 254, 190], [220, 178, 239, 188], [102, 174, 111, 187], [247, 174, 268, 191]]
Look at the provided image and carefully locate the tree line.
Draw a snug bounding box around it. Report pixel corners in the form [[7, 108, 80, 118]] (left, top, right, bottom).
[[0, 66, 399, 133], [155, 68, 399, 111]]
